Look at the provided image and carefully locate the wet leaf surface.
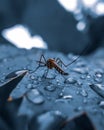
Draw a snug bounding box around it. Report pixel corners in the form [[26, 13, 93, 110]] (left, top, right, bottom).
[[0, 45, 104, 130]]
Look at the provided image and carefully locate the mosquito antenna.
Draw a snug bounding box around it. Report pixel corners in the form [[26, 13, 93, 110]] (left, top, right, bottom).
[[66, 44, 90, 67]]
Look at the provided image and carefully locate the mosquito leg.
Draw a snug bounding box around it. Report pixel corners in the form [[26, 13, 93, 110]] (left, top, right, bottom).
[[42, 68, 49, 78], [56, 58, 67, 67], [41, 54, 47, 63], [30, 54, 46, 73]]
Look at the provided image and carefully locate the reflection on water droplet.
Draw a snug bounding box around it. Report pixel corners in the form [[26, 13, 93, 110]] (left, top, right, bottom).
[[32, 96, 44, 104], [30, 75, 35, 80], [76, 91, 80, 95], [38, 77, 42, 82], [87, 75, 91, 79], [83, 99, 87, 104], [80, 75, 86, 79], [76, 61, 86, 67], [65, 77, 77, 84], [3, 58, 7, 62], [63, 95, 73, 99], [44, 85, 56, 92], [95, 72, 103, 78], [74, 106, 83, 112], [26, 84, 32, 89], [26, 89, 44, 104], [93, 73, 103, 83], [93, 108, 98, 115], [72, 67, 88, 74], [76, 81, 83, 87], [58, 92, 64, 97], [80, 90, 88, 97], [99, 101, 104, 109]]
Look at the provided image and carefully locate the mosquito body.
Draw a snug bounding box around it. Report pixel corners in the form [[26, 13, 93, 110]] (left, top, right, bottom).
[[31, 44, 89, 78], [46, 58, 68, 75], [31, 54, 70, 78]]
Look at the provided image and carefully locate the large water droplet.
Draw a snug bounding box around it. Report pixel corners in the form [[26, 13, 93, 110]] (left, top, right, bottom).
[[26, 89, 45, 104]]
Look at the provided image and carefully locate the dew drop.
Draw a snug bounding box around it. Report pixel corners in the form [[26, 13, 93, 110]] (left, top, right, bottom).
[[76, 90, 80, 95], [99, 101, 104, 109], [58, 92, 64, 98], [44, 85, 56, 92], [93, 71, 103, 83], [26, 84, 33, 89], [74, 106, 83, 112], [76, 81, 83, 87], [80, 90, 88, 97], [64, 77, 77, 84], [30, 75, 35, 80], [72, 67, 88, 74], [83, 99, 87, 104], [80, 75, 86, 80]]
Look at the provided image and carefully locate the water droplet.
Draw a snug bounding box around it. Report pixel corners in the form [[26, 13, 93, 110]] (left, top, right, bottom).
[[80, 75, 86, 80], [93, 72, 103, 83], [99, 101, 104, 109], [80, 90, 88, 97], [33, 80, 39, 85], [26, 84, 33, 89], [63, 95, 73, 99], [3, 58, 7, 62], [87, 75, 91, 79], [83, 99, 87, 104], [76, 81, 83, 87], [76, 61, 86, 67], [38, 77, 42, 82], [74, 106, 83, 112], [32, 96, 44, 104], [76, 91, 80, 95], [72, 67, 88, 74], [30, 75, 35, 80], [44, 85, 56, 92], [64, 77, 77, 84], [26, 89, 44, 104], [7, 67, 12, 70], [58, 92, 64, 97], [93, 108, 98, 115], [95, 72, 103, 78], [89, 84, 104, 98]]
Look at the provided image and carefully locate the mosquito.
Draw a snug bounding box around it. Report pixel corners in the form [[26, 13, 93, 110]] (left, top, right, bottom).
[[31, 45, 89, 78]]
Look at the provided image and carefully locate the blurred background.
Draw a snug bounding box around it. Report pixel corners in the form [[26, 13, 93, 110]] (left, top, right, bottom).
[[0, 0, 104, 54]]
